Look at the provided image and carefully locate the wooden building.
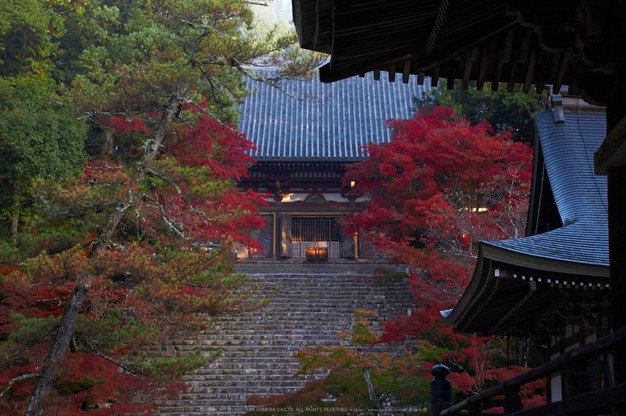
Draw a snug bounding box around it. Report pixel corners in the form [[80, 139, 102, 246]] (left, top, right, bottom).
[[444, 98, 611, 403], [236, 73, 431, 260]]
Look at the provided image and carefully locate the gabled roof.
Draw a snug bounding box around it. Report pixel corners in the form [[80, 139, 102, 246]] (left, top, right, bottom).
[[239, 73, 431, 162], [445, 109, 609, 334], [485, 110, 608, 268]]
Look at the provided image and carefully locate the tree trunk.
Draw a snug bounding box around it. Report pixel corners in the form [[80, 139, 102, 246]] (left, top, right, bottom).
[[89, 86, 188, 257], [24, 280, 90, 416], [23, 86, 189, 416], [102, 128, 114, 155], [10, 197, 19, 240], [10, 183, 21, 243], [362, 367, 382, 414]]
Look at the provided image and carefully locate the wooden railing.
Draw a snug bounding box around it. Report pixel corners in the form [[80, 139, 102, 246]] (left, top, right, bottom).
[[431, 325, 626, 416]]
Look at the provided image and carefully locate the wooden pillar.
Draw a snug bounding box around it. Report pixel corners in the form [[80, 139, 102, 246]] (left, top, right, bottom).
[[607, 98, 626, 138], [274, 194, 282, 260], [593, 89, 626, 414], [606, 86, 626, 342], [608, 165, 626, 385], [280, 213, 292, 258]]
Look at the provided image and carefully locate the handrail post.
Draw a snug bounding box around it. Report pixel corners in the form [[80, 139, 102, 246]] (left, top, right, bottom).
[[563, 355, 591, 398], [503, 385, 522, 414], [430, 363, 453, 416], [467, 402, 481, 416]]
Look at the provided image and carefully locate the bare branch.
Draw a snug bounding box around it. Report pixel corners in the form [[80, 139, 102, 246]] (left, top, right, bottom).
[[26, 324, 61, 348], [239, 67, 306, 101], [85, 347, 144, 377], [144, 166, 216, 225], [1, 373, 39, 398]]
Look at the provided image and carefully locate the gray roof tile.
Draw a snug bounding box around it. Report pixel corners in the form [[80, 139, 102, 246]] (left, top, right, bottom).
[[486, 110, 608, 266], [238, 73, 431, 161]]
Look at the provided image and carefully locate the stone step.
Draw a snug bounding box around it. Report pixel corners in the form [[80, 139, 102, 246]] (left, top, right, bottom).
[[156, 270, 415, 416], [234, 260, 405, 275]]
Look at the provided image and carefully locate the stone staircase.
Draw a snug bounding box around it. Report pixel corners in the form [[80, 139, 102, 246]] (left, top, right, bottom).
[[157, 262, 415, 416]]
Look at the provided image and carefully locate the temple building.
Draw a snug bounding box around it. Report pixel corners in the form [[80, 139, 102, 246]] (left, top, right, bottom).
[[444, 96, 611, 402], [236, 73, 431, 260]]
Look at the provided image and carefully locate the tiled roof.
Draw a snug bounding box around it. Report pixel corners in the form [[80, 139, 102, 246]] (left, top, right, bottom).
[[485, 110, 608, 267], [238, 73, 431, 161]]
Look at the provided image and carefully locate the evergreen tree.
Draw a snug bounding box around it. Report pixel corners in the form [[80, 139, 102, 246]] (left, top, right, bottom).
[[414, 81, 546, 144]]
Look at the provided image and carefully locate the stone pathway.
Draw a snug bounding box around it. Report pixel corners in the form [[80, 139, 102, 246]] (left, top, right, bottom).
[[157, 262, 415, 415]]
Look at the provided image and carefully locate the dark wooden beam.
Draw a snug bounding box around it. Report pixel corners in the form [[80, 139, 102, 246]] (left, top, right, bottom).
[[431, 66, 440, 87], [502, 28, 516, 64], [535, 50, 549, 93], [403, 60, 411, 83], [507, 54, 520, 92], [490, 281, 537, 333], [519, 27, 532, 64], [444, 60, 457, 90], [548, 327, 596, 357], [547, 50, 563, 85], [426, 0, 450, 54], [417, 22, 517, 73], [388, 65, 396, 82], [595, 114, 626, 174], [477, 48, 489, 91], [492, 49, 503, 91], [447, 75, 454, 90], [516, 383, 626, 416], [461, 51, 473, 90], [488, 36, 497, 63], [470, 47, 479, 63], [417, 71, 425, 85], [523, 50, 537, 93], [554, 51, 570, 94], [608, 165, 626, 386]]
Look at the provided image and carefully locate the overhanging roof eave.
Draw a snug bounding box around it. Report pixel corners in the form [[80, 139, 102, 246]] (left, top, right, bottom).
[[480, 241, 610, 277], [444, 241, 610, 329]]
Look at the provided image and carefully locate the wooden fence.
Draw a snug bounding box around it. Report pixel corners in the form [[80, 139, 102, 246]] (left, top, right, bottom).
[[431, 325, 626, 416]]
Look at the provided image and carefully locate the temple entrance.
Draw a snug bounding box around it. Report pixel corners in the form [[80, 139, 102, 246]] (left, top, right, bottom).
[[291, 217, 341, 259]]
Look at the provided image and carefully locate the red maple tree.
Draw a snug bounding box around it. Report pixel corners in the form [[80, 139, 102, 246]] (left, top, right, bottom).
[[343, 106, 537, 402], [341, 105, 528, 310]]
